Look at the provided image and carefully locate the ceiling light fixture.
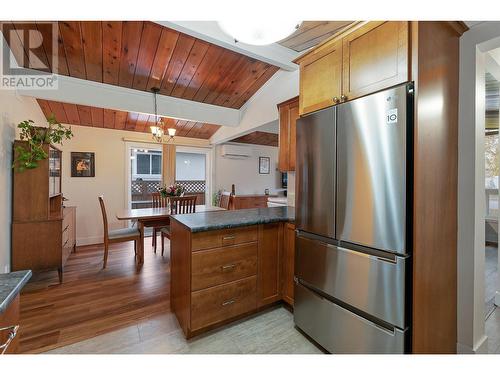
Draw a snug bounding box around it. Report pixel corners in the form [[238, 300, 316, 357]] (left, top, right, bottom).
[[217, 21, 301, 46], [150, 87, 176, 143]]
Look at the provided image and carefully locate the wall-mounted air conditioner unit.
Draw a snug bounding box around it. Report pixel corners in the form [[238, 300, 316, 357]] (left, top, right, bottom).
[[220, 144, 252, 159]]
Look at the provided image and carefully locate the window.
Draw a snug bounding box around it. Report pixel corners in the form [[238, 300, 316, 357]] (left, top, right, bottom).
[[132, 149, 162, 180]]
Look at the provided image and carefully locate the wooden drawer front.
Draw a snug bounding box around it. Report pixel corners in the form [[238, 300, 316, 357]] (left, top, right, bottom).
[[191, 276, 257, 331], [192, 243, 258, 291], [192, 226, 258, 251]]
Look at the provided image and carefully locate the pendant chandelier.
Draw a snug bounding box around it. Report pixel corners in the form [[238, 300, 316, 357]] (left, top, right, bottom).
[[150, 87, 176, 143]]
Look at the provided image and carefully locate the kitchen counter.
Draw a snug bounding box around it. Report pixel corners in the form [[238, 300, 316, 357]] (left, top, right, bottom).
[[171, 206, 295, 233], [0, 270, 31, 314]]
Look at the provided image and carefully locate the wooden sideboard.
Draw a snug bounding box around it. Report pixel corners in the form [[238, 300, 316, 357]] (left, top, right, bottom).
[[171, 220, 294, 338], [11, 141, 76, 282]]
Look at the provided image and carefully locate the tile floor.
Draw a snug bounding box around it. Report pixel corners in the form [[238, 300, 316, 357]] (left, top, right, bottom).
[[46, 306, 323, 354]]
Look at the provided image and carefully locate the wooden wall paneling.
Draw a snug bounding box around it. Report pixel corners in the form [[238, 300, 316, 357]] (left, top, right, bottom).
[[134, 113, 150, 132], [132, 22, 162, 90], [103, 109, 116, 129], [76, 105, 92, 126], [225, 62, 271, 108], [186, 122, 204, 138], [192, 50, 240, 102], [47, 101, 68, 123], [54, 22, 70, 76], [160, 34, 196, 96], [231, 66, 279, 108], [33, 22, 56, 72], [80, 21, 103, 82], [114, 110, 127, 130], [102, 21, 122, 85], [90, 107, 104, 128], [58, 21, 86, 79], [411, 21, 460, 354], [180, 45, 223, 100], [118, 21, 144, 88], [125, 112, 139, 131], [203, 56, 248, 104], [145, 28, 180, 91], [178, 120, 196, 137], [62, 103, 80, 124], [170, 39, 210, 97]]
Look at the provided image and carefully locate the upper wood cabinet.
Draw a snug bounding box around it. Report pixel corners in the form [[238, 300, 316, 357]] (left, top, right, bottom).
[[296, 21, 409, 116], [299, 40, 343, 116], [278, 97, 299, 172], [342, 21, 409, 100]]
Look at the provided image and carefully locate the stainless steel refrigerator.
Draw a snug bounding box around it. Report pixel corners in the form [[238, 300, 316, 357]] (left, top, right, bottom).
[[294, 83, 413, 354]]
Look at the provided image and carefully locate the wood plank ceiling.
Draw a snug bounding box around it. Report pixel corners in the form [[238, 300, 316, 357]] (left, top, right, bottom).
[[5, 21, 282, 138], [279, 21, 353, 52], [37, 99, 221, 139], [231, 131, 278, 147]]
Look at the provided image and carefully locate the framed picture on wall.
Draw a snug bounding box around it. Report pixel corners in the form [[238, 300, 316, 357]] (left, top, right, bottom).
[[259, 156, 270, 174], [71, 152, 95, 177]]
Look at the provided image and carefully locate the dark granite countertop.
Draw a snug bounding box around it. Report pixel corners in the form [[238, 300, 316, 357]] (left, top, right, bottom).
[[171, 206, 295, 232], [0, 270, 31, 314]]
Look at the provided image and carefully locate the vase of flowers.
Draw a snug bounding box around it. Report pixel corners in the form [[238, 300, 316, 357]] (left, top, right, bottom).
[[159, 183, 185, 198]]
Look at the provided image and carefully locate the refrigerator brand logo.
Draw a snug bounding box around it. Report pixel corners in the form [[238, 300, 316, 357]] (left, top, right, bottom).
[[386, 108, 398, 124]]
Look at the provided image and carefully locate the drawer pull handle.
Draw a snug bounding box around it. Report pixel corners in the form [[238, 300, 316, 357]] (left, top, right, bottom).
[[221, 264, 236, 272], [222, 235, 236, 241], [0, 325, 19, 354], [63, 225, 69, 233], [221, 299, 235, 307]]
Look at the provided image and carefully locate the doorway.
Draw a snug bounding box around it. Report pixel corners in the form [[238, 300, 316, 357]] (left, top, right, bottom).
[[175, 146, 211, 206]]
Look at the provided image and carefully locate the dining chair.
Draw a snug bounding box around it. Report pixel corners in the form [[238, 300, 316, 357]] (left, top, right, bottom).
[[218, 191, 233, 210], [151, 192, 169, 253], [98, 196, 141, 268], [160, 195, 197, 256]]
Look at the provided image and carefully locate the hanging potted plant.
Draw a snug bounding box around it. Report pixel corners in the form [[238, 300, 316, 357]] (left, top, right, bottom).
[[13, 114, 74, 172]]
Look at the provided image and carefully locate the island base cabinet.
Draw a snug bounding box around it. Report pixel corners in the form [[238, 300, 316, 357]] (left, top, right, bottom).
[[191, 276, 257, 331]]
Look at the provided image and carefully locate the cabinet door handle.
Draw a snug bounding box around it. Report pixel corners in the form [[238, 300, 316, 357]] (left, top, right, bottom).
[[222, 235, 236, 241], [340, 94, 347, 102], [221, 264, 236, 272], [333, 96, 340, 104], [221, 299, 235, 307], [0, 325, 19, 354]]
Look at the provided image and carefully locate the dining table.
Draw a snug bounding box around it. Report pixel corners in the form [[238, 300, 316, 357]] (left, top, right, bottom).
[[116, 205, 225, 266]]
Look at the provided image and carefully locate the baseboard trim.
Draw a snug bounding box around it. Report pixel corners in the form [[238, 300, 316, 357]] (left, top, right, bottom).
[[457, 334, 488, 354], [76, 236, 102, 246]]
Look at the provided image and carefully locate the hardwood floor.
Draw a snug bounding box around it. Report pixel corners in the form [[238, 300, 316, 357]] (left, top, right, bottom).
[[19, 237, 170, 353]]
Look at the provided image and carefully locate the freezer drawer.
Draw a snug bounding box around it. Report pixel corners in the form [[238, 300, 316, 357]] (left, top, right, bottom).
[[296, 234, 407, 328], [294, 283, 406, 354]]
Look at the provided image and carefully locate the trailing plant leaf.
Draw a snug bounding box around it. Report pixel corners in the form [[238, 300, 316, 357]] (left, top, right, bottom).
[[12, 114, 73, 172]]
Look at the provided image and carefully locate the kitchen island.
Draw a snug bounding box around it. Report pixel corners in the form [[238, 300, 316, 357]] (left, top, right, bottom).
[[169, 207, 295, 338]]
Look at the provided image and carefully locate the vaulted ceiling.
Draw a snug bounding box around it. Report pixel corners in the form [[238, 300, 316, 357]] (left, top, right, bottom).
[[37, 99, 221, 139], [231, 131, 278, 147], [279, 21, 353, 52]]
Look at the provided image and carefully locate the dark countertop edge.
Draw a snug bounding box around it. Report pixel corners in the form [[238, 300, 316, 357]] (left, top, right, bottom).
[[170, 207, 295, 233], [0, 270, 32, 314]]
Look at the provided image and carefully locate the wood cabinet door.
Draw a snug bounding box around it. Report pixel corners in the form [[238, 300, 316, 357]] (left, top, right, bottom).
[[299, 39, 342, 116], [342, 21, 409, 100], [258, 223, 282, 306], [278, 97, 299, 172], [282, 223, 295, 306], [278, 104, 290, 172]]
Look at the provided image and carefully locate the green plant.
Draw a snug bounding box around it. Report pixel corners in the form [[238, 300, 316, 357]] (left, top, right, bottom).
[[13, 114, 74, 172]]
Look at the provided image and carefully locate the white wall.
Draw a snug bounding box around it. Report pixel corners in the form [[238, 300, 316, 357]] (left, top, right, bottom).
[[214, 143, 280, 196], [458, 21, 500, 354], [57, 125, 210, 246], [0, 90, 46, 273]]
